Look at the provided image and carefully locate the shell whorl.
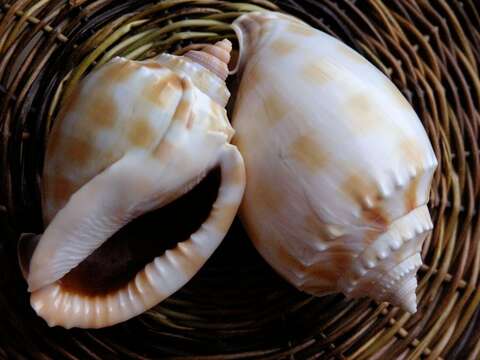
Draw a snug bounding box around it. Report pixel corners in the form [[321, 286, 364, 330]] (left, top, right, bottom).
[[184, 39, 232, 81], [340, 206, 433, 312], [21, 43, 245, 328], [231, 10, 438, 314]]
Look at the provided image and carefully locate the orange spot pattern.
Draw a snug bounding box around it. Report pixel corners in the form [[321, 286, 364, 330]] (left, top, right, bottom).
[[87, 94, 117, 128], [100, 60, 139, 84], [128, 118, 155, 148], [270, 39, 297, 55], [302, 60, 335, 85], [404, 176, 419, 212], [346, 93, 383, 133], [262, 93, 289, 126], [342, 174, 389, 228], [65, 136, 92, 166], [287, 22, 315, 36], [290, 134, 328, 170]]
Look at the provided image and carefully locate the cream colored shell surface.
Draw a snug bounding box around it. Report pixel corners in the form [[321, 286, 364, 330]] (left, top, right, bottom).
[[24, 48, 246, 328], [43, 55, 232, 224], [232, 12, 437, 312]]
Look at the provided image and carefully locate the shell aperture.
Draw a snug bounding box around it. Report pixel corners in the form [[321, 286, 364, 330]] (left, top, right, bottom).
[[20, 40, 246, 329]]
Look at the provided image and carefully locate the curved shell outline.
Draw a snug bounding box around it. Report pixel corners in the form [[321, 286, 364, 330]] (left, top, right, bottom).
[[20, 40, 246, 329], [232, 12, 437, 313]]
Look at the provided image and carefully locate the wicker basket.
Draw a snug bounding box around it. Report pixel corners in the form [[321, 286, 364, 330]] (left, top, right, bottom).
[[1, 0, 479, 358]]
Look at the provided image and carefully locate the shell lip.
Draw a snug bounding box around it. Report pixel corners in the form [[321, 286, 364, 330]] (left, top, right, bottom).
[[230, 11, 270, 76], [51, 166, 221, 296], [26, 168, 213, 293], [26, 143, 245, 328], [230, 10, 306, 76]]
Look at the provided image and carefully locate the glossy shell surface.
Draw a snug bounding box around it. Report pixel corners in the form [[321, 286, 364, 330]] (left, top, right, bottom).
[[232, 12, 437, 312], [23, 40, 246, 328]]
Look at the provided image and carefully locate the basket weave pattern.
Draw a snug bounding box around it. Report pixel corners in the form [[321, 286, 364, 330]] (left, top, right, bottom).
[[0, 0, 479, 359]]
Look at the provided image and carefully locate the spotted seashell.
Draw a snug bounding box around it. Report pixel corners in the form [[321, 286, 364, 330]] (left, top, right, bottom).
[[19, 40, 245, 329], [231, 12, 437, 312]]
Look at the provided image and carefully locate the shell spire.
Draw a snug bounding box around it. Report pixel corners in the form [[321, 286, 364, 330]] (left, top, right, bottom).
[[184, 39, 232, 81], [344, 252, 424, 313], [364, 260, 420, 313], [153, 39, 232, 107]]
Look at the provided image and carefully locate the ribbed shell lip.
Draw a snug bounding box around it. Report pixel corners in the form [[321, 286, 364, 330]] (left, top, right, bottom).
[[22, 144, 245, 328], [26, 154, 213, 293], [56, 167, 223, 296], [24, 41, 245, 328], [353, 205, 432, 278]]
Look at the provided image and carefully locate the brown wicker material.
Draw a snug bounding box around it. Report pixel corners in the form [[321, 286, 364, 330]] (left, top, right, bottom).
[[0, 0, 479, 358]]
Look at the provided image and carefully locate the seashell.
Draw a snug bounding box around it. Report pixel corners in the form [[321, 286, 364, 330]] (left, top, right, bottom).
[[18, 39, 245, 328], [231, 12, 437, 313]]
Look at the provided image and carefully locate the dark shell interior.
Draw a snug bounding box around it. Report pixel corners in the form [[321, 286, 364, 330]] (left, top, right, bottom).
[[59, 167, 221, 295]]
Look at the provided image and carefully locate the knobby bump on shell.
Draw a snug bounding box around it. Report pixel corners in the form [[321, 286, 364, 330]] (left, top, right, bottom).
[[18, 39, 246, 329], [231, 11, 437, 313]]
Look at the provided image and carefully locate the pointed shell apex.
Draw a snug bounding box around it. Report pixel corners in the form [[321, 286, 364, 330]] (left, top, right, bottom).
[[184, 39, 232, 81]]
